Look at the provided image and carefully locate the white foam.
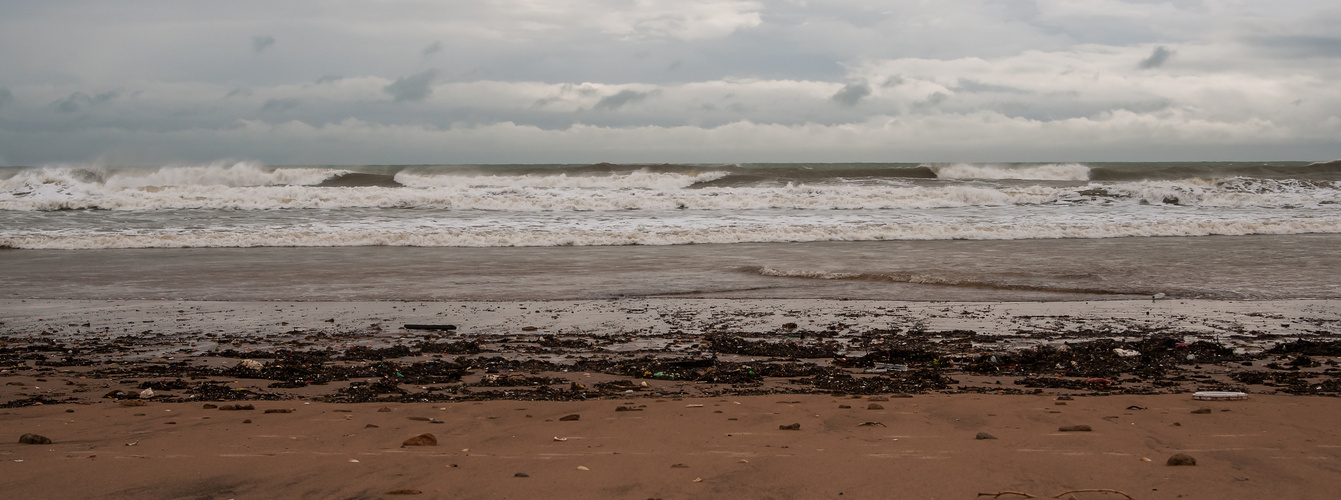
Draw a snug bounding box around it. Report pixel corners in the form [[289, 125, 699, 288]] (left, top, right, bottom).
[[6, 218, 1340, 250], [933, 163, 1091, 181]]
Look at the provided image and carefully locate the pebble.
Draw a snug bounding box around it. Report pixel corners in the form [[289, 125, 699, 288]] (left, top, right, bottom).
[[867, 403, 884, 410], [1191, 408, 1212, 414], [779, 423, 801, 430], [1058, 425, 1092, 432], [19, 433, 52, 445], [514, 472, 529, 478], [559, 414, 580, 421], [402, 433, 438, 447], [218, 404, 255, 411], [1167, 453, 1197, 466], [386, 489, 422, 495], [264, 409, 293, 414], [975, 432, 998, 440]]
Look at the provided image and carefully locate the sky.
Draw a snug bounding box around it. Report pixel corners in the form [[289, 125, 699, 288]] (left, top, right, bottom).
[[1, 0, 1339, 165]]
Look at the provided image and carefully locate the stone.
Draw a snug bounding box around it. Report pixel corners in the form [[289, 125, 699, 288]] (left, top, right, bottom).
[[202, 404, 218, 409], [365, 424, 380, 428], [559, 414, 580, 421], [386, 489, 422, 495], [218, 404, 255, 411], [976, 432, 998, 440], [867, 403, 884, 410], [1167, 453, 1197, 466], [615, 406, 642, 412], [402, 433, 438, 447], [514, 472, 529, 477], [378, 407, 393, 412], [1059, 425, 1092, 432], [19, 433, 52, 445], [779, 423, 801, 431], [1191, 408, 1212, 414], [264, 409, 293, 414]]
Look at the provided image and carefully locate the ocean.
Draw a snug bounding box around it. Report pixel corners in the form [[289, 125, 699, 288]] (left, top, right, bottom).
[[2, 161, 1339, 301]]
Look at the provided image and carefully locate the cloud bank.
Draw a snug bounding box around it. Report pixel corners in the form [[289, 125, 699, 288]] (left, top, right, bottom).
[[0, 0, 1338, 165]]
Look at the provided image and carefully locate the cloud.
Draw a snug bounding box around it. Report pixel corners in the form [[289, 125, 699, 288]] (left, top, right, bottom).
[[1247, 35, 1341, 59], [830, 82, 871, 106], [0, 88, 12, 109], [51, 90, 122, 113], [594, 89, 654, 110], [251, 35, 276, 53], [225, 88, 253, 99], [259, 98, 301, 113], [1139, 45, 1174, 69], [422, 41, 443, 57], [384, 70, 437, 102], [315, 75, 344, 85]]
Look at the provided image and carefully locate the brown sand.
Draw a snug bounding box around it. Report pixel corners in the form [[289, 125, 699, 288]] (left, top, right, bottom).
[[2, 394, 1339, 499]]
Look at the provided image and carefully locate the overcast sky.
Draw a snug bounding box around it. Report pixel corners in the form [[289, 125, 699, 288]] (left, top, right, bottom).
[[1, 0, 1339, 165]]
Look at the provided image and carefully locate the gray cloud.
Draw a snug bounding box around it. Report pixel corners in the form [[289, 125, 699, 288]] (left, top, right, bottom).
[[385, 70, 437, 102], [0, 88, 12, 108], [1139, 46, 1174, 69], [315, 75, 344, 85], [422, 41, 443, 57], [252, 35, 276, 53], [51, 90, 121, 113], [830, 83, 871, 106], [594, 89, 654, 110], [259, 98, 301, 113], [225, 88, 253, 99], [956, 79, 1030, 94], [1248, 35, 1341, 58]]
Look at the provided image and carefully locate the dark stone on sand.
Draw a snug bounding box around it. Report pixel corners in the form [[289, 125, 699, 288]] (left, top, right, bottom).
[[615, 406, 642, 412], [671, 463, 689, 468], [202, 404, 218, 409], [20, 433, 52, 444], [976, 432, 998, 440], [218, 404, 255, 411], [559, 414, 580, 421], [858, 421, 886, 427], [1056, 395, 1074, 401], [365, 424, 379, 428], [779, 423, 801, 431], [838, 405, 851, 409], [264, 408, 293, 414], [1191, 408, 1211, 414], [242, 419, 252, 423], [65, 409, 74, 413], [867, 403, 884, 410], [514, 472, 530, 477], [378, 407, 393, 412], [1167, 453, 1197, 466], [402, 433, 437, 447], [386, 489, 423, 495], [408, 416, 432, 421], [1059, 425, 1092, 432]]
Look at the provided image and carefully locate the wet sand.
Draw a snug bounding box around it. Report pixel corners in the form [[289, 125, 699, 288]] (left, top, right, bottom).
[[3, 298, 1341, 498]]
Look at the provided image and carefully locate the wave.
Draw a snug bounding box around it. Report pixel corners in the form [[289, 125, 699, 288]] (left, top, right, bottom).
[[6, 218, 1340, 250], [745, 266, 1136, 296], [930, 163, 1092, 181]]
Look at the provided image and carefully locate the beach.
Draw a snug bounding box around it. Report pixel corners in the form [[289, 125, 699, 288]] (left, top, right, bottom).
[[3, 296, 1341, 499]]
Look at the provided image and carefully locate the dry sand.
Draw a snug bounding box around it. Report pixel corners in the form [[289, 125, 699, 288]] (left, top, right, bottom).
[[3, 298, 1340, 499], [3, 395, 1340, 499]]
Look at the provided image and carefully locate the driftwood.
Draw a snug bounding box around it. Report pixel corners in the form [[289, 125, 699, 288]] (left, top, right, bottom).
[[403, 324, 457, 331], [978, 489, 1133, 500]]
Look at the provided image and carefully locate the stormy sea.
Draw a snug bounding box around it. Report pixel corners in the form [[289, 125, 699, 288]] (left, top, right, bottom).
[[2, 161, 1339, 301]]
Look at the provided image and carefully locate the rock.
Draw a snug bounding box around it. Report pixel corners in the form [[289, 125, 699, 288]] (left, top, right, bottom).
[[202, 404, 218, 409], [378, 407, 393, 412], [19, 433, 52, 445], [237, 359, 264, 370], [779, 423, 801, 431], [365, 424, 379, 428], [514, 472, 529, 477], [671, 463, 689, 468], [264, 409, 293, 414], [1191, 408, 1212, 414], [867, 403, 884, 410], [1059, 425, 1092, 432], [242, 419, 252, 423], [838, 405, 851, 409], [386, 489, 422, 495], [402, 433, 437, 447], [615, 406, 642, 412], [975, 432, 998, 440], [218, 404, 255, 411], [559, 414, 580, 421], [408, 416, 431, 421], [1167, 453, 1197, 466], [858, 421, 886, 427]]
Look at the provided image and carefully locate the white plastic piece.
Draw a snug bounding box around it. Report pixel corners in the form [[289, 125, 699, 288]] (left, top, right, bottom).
[[1192, 391, 1248, 401]]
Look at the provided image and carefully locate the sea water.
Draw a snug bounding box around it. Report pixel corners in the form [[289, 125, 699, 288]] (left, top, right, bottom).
[[2, 161, 1339, 301]]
